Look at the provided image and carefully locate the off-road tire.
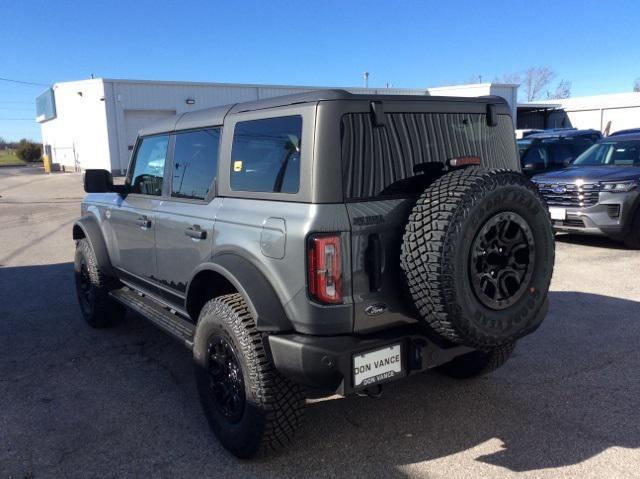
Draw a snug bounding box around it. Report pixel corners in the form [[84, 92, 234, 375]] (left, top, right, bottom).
[[401, 167, 555, 348], [437, 342, 516, 379], [623, 206, 640, 249], [73, 238, 126, 328], [194, 293, 305, 458]]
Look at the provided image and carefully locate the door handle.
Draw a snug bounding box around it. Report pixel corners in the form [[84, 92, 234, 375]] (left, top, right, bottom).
[[135, 216, 151, 229], [185, 225, 207, 240]]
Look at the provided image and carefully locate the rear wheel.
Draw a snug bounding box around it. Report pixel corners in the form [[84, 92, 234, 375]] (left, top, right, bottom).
[[437, 342, 516, 379], [194, 294, 305, 458], [73, 238, 125, 328], [401, 167, 555, 348]]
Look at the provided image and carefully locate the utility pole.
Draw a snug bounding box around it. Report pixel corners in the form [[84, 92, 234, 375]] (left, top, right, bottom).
[[363, 71, 369, 88]]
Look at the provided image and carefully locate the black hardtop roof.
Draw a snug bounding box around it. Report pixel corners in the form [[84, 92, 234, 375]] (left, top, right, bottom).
[[138, 89, 509, 136]]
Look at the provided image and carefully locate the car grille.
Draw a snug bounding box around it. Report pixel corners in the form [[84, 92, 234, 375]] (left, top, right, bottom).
[[560, 218, 585, 228], [536, 182, 602, 207]]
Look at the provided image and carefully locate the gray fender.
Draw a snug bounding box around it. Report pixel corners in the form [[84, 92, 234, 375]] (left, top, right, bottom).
[[190, 254, 293, 367], [72, 216, 114, 276], [188, 253, 293, 332]]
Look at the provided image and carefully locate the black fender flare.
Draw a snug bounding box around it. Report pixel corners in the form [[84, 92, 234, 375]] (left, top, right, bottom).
[[72, 216, 114, 276], [188, 253, 293, 334]]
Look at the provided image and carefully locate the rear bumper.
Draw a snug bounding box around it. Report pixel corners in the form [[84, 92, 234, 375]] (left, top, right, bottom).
[[267, 324, 473, 396]]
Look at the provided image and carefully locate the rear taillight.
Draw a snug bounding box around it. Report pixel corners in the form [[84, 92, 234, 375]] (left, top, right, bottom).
[[307, 234, 342, 304]]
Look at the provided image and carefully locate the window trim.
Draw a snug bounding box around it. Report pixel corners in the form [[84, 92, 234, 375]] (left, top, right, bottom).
[[229, 115, 303, 195], [125, 133, 171, 198], [216, 104, 316, 203], [168, 126, 222, 204]]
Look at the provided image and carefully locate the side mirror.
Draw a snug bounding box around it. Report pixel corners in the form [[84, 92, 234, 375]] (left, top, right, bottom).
[[523, 163, 543, 172], [563, 157, 574, 167], [84, 169, 128, 194], [84, 169, 113, 193]]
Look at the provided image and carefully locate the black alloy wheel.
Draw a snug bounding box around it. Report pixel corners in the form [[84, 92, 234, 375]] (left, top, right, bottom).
[[75, 260, 94, 316], [207, 335, 246, 424], [470, 212, 535, 310]]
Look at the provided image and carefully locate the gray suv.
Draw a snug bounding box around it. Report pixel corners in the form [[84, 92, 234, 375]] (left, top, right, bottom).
[[532, 132, 640, 248], [73, 90, 555, 458]]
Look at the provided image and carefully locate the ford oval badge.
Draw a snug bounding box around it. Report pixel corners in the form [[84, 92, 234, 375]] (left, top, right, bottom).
[[364, 303, 387, 316]]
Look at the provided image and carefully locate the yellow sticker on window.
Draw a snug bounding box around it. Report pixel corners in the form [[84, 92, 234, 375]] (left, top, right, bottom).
[[233, 160, 243, 172]]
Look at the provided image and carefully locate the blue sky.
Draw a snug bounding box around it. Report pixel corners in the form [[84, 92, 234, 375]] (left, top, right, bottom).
[[2, 0, 639, 141]]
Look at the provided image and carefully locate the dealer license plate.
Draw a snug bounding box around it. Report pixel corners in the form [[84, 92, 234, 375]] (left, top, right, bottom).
[[549, 207, 566, 220], [353, 343, 403, 388]]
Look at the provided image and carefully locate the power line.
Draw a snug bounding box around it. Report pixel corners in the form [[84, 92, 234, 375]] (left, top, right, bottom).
[[0, 77, 50, 87], [0, 101, 33, 104], [0, 118, 35, 121]]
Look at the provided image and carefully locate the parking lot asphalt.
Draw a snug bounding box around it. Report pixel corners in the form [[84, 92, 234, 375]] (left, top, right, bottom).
[[1, 166, 639, 479]]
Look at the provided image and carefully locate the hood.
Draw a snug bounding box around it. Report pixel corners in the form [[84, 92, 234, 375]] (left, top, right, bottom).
[[533, 165, 640, 183]]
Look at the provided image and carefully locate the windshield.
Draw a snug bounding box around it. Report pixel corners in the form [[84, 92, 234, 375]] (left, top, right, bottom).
[[573, 140, 640, 167]]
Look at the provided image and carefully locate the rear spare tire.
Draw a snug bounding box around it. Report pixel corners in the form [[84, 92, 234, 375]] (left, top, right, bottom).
[[401, 167, 554, 348]]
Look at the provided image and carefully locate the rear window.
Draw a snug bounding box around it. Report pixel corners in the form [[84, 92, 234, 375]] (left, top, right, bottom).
[[230, 116, 302, 194], [341, 112, 517, 199]]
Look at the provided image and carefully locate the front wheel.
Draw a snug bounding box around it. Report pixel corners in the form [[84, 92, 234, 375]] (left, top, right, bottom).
[[193, 294, 305, 458], [73, 238, 126, 328]]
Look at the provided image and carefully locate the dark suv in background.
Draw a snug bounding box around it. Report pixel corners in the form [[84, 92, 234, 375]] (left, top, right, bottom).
[[518, 129, 602, 177], [533, 132, 640, 247]]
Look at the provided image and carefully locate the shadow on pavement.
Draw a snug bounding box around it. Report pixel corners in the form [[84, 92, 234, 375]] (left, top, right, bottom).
[[1, 262, 639, 476], [554, 232, 632, 250]]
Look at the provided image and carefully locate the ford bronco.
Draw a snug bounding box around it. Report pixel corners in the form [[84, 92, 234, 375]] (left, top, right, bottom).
[[73, 90, 555, 458]]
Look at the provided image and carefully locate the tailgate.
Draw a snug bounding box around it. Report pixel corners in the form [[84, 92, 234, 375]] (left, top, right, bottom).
[[346, 199, 419, 333]]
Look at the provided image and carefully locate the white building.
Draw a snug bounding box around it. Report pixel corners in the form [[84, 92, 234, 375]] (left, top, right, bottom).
[[517, 92, 640, 134], [36, 78, 519, 173]]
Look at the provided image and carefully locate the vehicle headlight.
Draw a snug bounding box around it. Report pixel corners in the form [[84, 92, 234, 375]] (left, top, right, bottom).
[[601, 180, 638, 192]]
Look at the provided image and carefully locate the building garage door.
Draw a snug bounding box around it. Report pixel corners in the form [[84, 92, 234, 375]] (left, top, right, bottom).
[[120, 109, 176, 172]]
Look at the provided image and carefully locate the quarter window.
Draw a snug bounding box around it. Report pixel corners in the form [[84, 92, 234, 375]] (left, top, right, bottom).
[[129, 135, 169, 196], [230, 116, 302, 194], [172, 128, 221, 200]]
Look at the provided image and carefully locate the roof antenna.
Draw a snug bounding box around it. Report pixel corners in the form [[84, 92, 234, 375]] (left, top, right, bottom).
[[363, 71, 369, 89]]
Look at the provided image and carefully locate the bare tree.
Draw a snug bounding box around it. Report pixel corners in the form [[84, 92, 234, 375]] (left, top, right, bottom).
[[494, 72, 522, 84], [634, 78, 640, 92], [523, 67, 555, 101], [547, 79, 571, 99]]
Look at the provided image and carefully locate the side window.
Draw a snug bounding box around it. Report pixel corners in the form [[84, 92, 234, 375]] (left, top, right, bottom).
[[129, 135, 169, 196], [230, 116, 302, 194], [522, 146, 548, 168], [172, 128, 221, 200]]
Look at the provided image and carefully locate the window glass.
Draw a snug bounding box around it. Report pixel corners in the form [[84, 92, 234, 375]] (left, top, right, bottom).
[[341, 113, 517, 199], [129, 135, 169, 195], [522, 146, 548, 168], [574, 141, 640, 166], [230, 116, 302, 193], [172, 129, 220, 200]]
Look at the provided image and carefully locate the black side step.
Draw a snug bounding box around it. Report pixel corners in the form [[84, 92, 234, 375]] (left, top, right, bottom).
[[110, 288, 195, 349]]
